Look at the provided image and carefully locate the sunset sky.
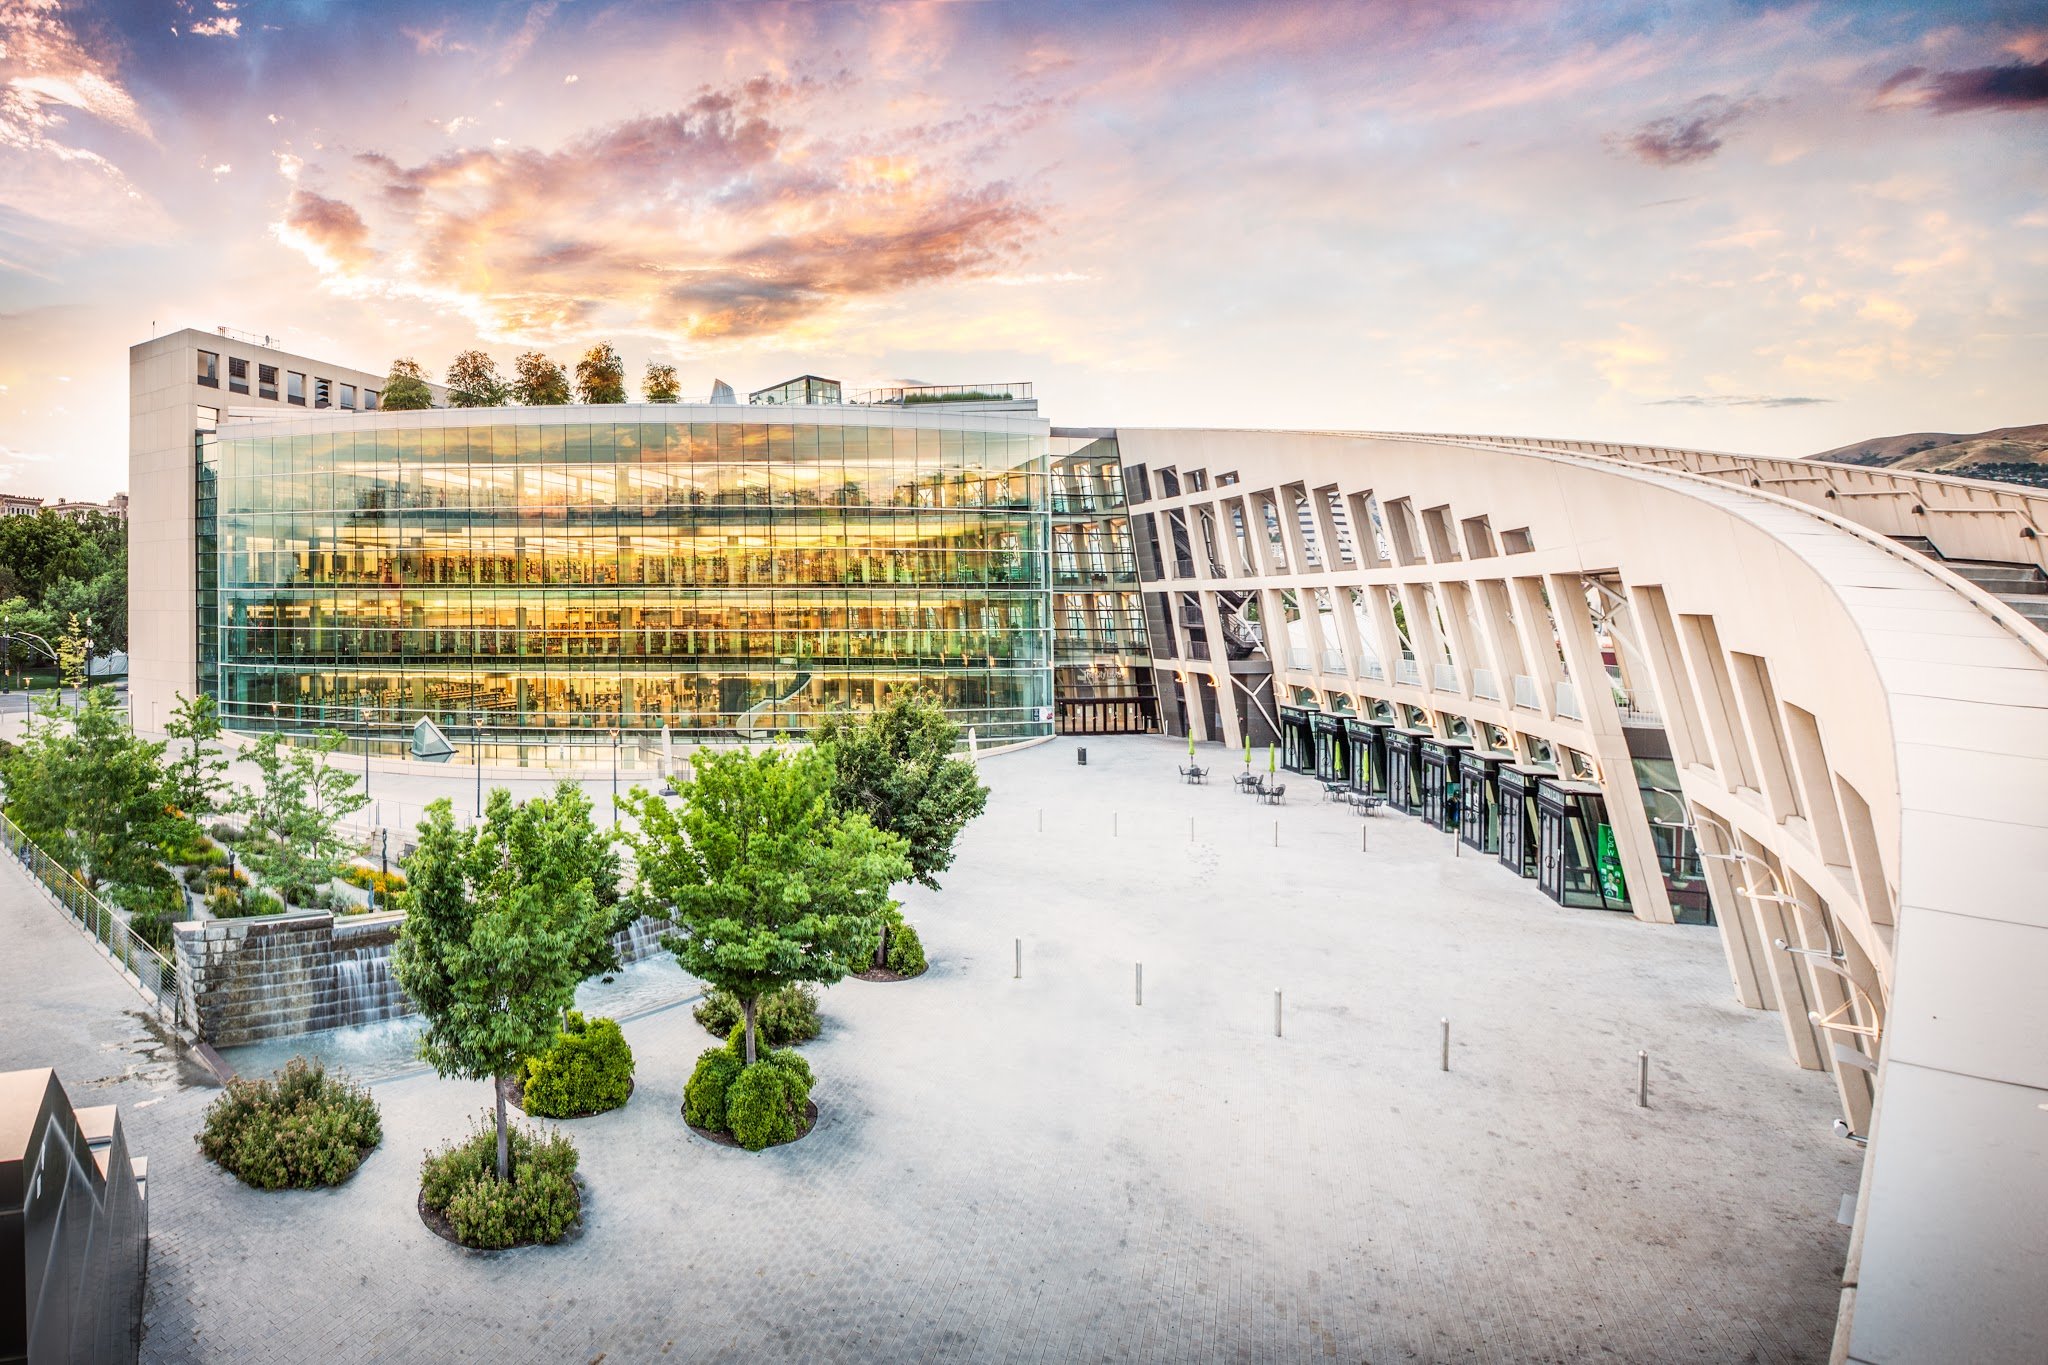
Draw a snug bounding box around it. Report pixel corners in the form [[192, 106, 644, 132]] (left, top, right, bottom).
[[2, 0, 2044, 499]]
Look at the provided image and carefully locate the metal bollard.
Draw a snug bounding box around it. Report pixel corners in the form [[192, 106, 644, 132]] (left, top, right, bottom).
[[1360, 824, 1367, 853], [1273, 820, 1279, 847], [1441, 1017, 1450, 1072], [1038, 808, 1043, 833], [1014, 938, 1022, 979], [1274, 989, 1283, 1037], [1113, 811, 1118, 838], [1637, 1050, 1649, 1108], [1189, 816, 1195, 844], [1135, 963, 1143, 1006]]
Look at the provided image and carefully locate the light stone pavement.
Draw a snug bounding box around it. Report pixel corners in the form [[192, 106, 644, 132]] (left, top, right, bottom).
[[1, 734, 1860, 1363]]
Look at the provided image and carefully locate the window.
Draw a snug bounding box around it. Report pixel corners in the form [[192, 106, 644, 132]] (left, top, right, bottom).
[[197, 405, 220, 431], [287, 371, 305, 405], [258, 364, 278, 400], [314, 377, 333, 409], [197, 350, 220, 387], [363, 389, 379, 411], [228, 357, 250, 394], [340, 383, 356, 409]]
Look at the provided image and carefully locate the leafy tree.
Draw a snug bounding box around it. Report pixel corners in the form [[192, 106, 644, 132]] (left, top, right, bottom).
[[620, 745, 909, 1064], [642, 361, 680, 404], [233, 730, 370, 903], [574, 343, 626, 404], [393, 789, 614, 1181], [381, 358, 434, 410], [445, 350, 510, 408], [45, 569, 124, 656], [0, 596, 58, 674], [511, 352, 570, 406], [56, 614, 89, 693], [164, 691, 231, 818], [813, 691, 989, 890], [0, 689, 175, 899]]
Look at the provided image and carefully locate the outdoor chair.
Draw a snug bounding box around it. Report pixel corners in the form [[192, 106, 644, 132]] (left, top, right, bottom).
[[1261, 783, 1287, 805]]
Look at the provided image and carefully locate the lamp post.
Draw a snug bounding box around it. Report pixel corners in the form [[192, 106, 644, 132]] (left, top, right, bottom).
[[609, 726, 619, 828], [360, 705, 373, 801], [473, 709, 484, 821]]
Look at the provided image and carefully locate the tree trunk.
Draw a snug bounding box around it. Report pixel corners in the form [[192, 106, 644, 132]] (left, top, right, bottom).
[[493, 1072, 510, 1183], [873, 922, 890, 971], [741, 994, 759, 1065]]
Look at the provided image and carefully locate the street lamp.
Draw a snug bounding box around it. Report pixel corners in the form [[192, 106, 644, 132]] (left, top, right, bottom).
[[609, 726, 619, 827], [473, 709, 484, 820], [360, 705, 373, 801]]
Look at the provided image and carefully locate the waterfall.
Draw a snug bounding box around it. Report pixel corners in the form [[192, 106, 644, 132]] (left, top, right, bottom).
[[329, 946, 405, 1026], [612, 915, 671, 965]]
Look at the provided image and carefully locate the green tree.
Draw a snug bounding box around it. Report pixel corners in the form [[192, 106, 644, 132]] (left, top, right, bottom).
[[393, 789, 613, 1181], [164, 691, 231, 819], [642, 361, 680, 404], [813, 691, 989, 890], [445, 349, 510, 408], [56, 614, 89, 693], [234, 731, 370, 903], [0, 689, 175, 898], [0, 596, 58, 676], [381, 358, 434, 411], [620, 745, 910, 1064], [511, 352, 570, 406], [574, 343, 626, 404]]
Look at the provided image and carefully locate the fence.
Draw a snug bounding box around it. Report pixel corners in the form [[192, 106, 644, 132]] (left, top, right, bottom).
[[0, 810, 181, 1023]]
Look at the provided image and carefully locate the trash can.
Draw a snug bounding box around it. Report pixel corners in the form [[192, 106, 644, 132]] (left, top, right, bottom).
[[1077, 747, 1088, 765]]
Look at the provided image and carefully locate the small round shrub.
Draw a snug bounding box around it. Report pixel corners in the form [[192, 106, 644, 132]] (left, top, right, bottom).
[[419, 1120, 580, 1250], [522, 1012, 633, 1119], [885, 922, 928, 977], [182, 865, 211, 892], [684, 1045, 745, 1132], [686, 1035, 815, 1151], [205, 885, 242, 917], [197, 1057, 382, 1190], [692, 983, 820, 1046], [242, 890, 285, 917]]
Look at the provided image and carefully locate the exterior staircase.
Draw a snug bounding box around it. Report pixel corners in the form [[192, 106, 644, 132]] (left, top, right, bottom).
[[1890, 536, 2048, 630]]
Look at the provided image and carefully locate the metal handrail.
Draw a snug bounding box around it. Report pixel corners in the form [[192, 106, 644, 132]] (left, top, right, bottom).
[[0, 809, 180, 1023]]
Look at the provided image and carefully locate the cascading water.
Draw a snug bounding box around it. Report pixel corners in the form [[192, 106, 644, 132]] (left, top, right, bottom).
[[612, 915, 671, 965], [328, 945, 405, 1026]]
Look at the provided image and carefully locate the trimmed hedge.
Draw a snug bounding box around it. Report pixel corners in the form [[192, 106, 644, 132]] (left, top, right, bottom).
[[885, 921, 927, 976], [419, 1120, 581, 1250], [692, 983, 821, 1046], [196, 1057, 382, 1189], [683, 1034, 815, 1151], [522, 1012, 634, 1118]]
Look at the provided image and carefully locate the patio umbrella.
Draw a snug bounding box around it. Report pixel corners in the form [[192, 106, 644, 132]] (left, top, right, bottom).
[[1243, 736, 1251, 768], [1187, 732, 1196, 759], [1268, 744, 1277, 774]]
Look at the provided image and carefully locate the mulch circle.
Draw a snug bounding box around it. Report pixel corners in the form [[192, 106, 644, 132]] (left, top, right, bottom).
[[852, 966, 927, 983], [416, 1177, 585, 1253], [683, 1100, 819, 1151], [507, 1076, 633, 1120]]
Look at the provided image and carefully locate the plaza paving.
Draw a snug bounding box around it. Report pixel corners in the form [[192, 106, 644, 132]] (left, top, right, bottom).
[[1, 734, 1860, 1362]]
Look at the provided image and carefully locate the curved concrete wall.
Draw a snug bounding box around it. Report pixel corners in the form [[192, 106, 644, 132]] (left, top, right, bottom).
[[1114, 429, 2048, 1364]]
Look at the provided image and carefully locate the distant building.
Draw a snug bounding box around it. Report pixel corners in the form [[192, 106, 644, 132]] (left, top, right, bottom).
[[44, 497, 126, 522], [1, 493, 43, 517]]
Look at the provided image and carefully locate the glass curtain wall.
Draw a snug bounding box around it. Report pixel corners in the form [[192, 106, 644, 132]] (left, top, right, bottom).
[[200, 412, 1052, 748]]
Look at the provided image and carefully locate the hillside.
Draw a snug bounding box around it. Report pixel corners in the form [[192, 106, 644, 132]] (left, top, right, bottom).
[[1811, 423, 2048, 482]]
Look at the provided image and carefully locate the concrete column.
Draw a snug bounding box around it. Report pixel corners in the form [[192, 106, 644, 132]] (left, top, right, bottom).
[[1547, 572, 1675, 924]]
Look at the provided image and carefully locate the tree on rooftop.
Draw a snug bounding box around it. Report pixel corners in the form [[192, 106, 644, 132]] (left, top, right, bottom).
[[446, 350, 510, 408], [574, 343, 626, 405], [381, 358, 434, 411], [619, 745, 909, 1064], [394, 789, 613, 1181], [512, 352, 571, 406], [643, 361, 680, 404]]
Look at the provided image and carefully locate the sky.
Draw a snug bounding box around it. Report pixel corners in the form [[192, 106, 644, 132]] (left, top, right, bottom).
[[1, 0, 2045, 499]]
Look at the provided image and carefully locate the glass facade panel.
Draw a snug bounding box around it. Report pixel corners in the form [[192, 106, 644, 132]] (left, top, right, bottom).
[[200, 412, 1053, 749]]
